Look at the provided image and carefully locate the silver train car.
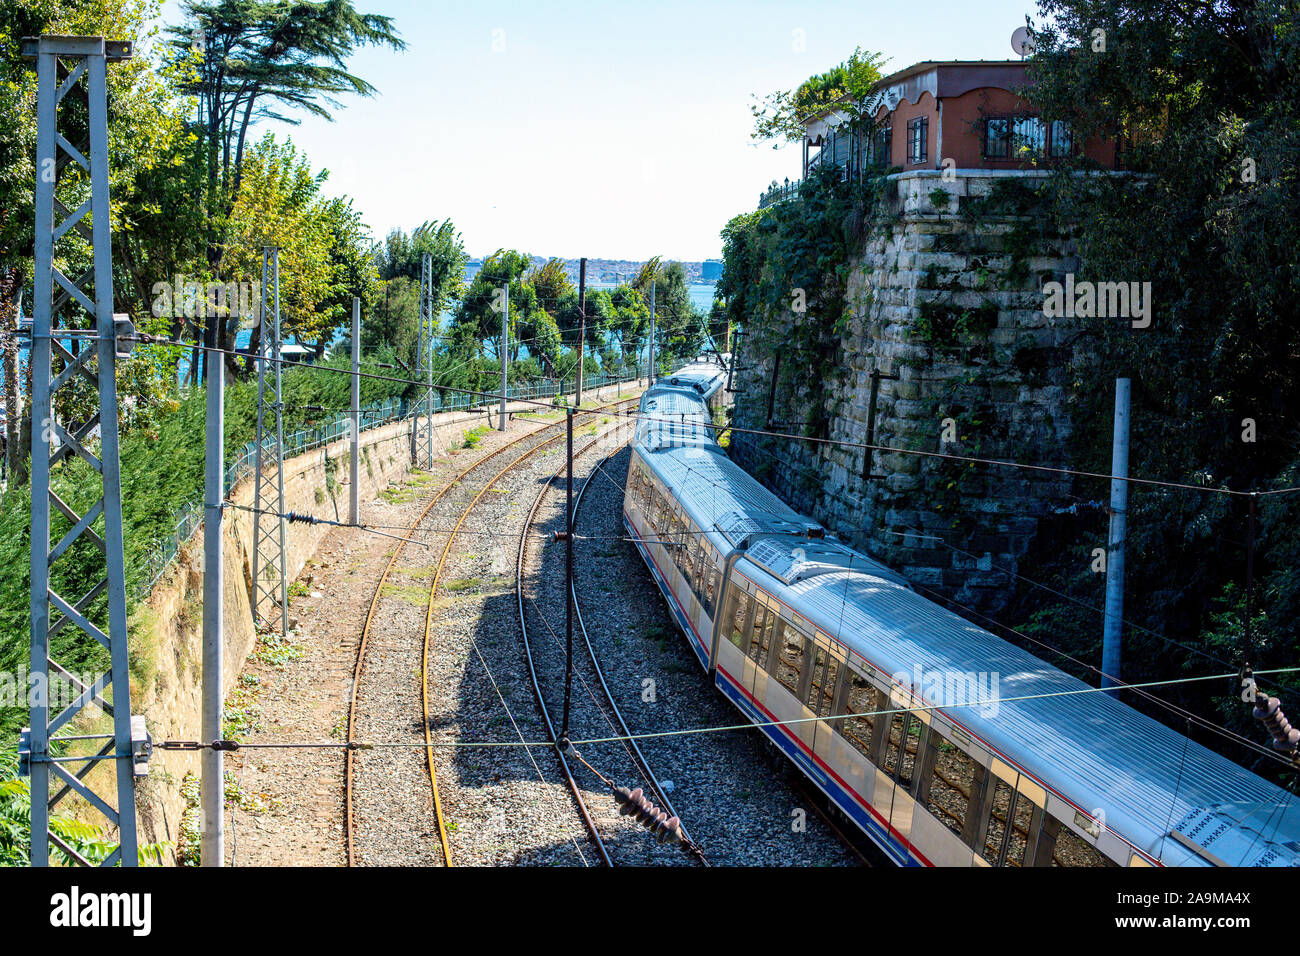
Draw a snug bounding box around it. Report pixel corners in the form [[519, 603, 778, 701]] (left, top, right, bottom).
[[624, 373, 1300, 867]]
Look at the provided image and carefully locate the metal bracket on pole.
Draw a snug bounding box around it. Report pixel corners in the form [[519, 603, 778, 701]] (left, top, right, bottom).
[[252, 247, 288, 636], [23, 33, 142, 867]]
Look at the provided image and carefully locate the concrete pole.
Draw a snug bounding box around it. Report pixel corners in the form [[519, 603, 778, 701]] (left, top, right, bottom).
[[500, 282, 508, 430], [649, 279, 656, 386], [350, 296, 361, 524], [1101, 377, 1130, 691], [576, 258, 586, 406], [201, 340, 224, 866]]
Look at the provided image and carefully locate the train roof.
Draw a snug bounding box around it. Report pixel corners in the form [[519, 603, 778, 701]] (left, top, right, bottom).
[[631, 427, 1300, 866], [653, 362, 728, 401], [737, 552, 1300, 867], [637, 384, 717, 452], [636, 443, 906, 584]]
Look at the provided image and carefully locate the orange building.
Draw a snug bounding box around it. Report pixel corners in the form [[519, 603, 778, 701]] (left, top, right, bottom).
[[799, 59, 1117, 179]]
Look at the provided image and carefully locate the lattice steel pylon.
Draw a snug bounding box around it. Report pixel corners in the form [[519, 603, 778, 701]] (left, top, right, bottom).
[[21, 35, 146, 867], [251, 247, 289, 635], [412, 251, 435, 468]]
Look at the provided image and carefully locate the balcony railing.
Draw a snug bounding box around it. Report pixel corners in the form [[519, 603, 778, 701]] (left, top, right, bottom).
[[759, 178, 800, 209]]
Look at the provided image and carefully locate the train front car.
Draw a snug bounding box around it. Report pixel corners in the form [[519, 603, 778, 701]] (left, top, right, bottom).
[[624, 366, 1300, 867]]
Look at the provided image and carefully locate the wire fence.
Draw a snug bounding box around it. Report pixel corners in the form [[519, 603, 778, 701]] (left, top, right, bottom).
[[131, 364, 662, 601]]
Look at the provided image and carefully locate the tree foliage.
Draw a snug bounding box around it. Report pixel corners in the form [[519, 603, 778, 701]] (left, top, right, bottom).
[[750, 47, 888, 145], [1004, 0, 1300, 777]]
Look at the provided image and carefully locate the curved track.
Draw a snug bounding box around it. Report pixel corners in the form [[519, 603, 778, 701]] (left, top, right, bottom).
[[344, 398, 636, 867], [570, 449, 706, 863], [516, 437, 706, 866]]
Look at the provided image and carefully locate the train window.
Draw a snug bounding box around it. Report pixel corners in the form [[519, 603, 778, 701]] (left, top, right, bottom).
[[658, 499, 675, 544], [1003, 791, 1036, 867], [805, 644, 841, 717], [979, 779, 1015, 865], [840, 671, 876, 758], [677, 528, 692, 584], [926, 733, 979, 842], [701, 555, 718, 618], [746, 604, 767, 662], [727, 590, 750, 649], [690, 538, 707, 602], [645, 485, 662, 533], [883, 713, 922, 787], [1051, 820, 1117, 867], [676, 521, 691, 576], [772, 625, 808, 696], [759, 614, 782, 670], [748, 606, 774, 665]]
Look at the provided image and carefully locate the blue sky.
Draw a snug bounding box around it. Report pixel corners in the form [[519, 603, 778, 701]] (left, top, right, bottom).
[[157, 0, 1040, 262]]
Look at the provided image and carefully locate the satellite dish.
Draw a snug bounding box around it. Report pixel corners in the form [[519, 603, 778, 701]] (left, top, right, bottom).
[[1011, 26, 1037, 57]]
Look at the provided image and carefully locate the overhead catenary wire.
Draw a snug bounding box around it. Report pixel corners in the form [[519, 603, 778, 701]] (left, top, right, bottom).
[[603, 406, 1300, 498], [157, 664, 1300, 753]]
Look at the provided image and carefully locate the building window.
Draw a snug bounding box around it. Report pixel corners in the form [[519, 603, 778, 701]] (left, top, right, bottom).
[[1011, 116, 1046, 157], [984, 117, 1010, 158], [906, 116, 928, 164], [869, 124, 892, 166], [1049, 119, 1074, 158]]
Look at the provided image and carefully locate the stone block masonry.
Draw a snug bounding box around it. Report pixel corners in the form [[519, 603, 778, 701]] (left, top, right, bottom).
[[730, 170, 1090, 615]]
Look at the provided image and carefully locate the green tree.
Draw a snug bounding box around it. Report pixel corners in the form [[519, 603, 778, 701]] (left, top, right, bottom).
[[0, 0, 191, 479], [167, 0, 404, 240], [749, 47, 888, 145], [1001, 0, 1300, 778]]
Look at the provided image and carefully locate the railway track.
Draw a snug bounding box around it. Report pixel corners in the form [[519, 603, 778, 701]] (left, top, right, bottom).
[[346, 390, 859, 867], [516, 435, 707, 866], [344, 396, 638, 867]]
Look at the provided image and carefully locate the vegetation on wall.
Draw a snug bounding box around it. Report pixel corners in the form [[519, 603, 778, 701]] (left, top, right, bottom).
[[749, 47, 889, 145], [994, 0, 1300, 779], [720, 165, 887, 436]]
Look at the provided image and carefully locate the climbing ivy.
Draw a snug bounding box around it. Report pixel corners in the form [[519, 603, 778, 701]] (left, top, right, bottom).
[[719, 166, 888, 437]]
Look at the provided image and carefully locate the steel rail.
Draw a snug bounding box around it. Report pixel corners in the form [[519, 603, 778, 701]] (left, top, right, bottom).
[[344, 397, 634, 867], [515, 430, 627, 866], [569, 446, 708, 865]]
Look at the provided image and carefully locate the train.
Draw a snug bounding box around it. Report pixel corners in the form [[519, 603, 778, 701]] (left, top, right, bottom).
[[623, 360, 1300, 866]]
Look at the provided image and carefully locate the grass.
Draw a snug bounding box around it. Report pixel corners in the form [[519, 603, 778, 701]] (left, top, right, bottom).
[[380, 582, 431, 607]]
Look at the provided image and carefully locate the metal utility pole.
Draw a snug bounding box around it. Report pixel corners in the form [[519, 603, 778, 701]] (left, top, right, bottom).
[[350, 296, 361, 524], [201, 300, 225, 867], [499, 282, 508, 431], [649, 280, 656, 386], [252, 247, 288, 636], [414, 253, 435, 467], [576, 258, 587, 406], [1101, 377, 1131, 691], [22, 34, 146, 868], [561, 407, 575, 735]]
